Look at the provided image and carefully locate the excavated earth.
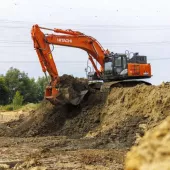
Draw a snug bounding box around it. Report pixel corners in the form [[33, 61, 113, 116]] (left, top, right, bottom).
[[125, 116, 170, 170], [0, 75, 170, 169]]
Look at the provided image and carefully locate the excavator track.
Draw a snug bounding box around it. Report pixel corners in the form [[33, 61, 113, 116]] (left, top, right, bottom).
[[89, 80, 151, 92]]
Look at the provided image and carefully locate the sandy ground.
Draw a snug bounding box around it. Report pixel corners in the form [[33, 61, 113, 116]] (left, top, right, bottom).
[[0, 136, 125, 170], [0, 111, 23, 123]]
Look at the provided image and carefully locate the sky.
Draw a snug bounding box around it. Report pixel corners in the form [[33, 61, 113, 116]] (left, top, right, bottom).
[[0, 0, 170, 85]]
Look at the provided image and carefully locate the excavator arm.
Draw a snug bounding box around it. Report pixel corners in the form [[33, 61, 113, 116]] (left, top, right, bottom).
[[31, 24, 109, 101]]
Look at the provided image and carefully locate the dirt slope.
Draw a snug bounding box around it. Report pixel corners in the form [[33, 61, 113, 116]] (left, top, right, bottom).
[[85, 82, 170, 147], [2, 82, 170, 145], [125, 116, 170, 170]]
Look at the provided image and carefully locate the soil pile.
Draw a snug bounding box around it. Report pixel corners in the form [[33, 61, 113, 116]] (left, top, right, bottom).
[[1, 82, 170, 148], [85, 82, 170, 148], [2, 74, 107, 138], [4, 92, 106, 138], [125, 116, 170, 170], [57, 74, 89, 105], [1, 77, 170, 169], [59, 74, 88, 90]]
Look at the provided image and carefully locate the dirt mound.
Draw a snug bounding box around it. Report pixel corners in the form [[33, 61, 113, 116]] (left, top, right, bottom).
[[59, 74, 88, 90], [1, 80, 170, 149], [3, 90, 107, 138], [85, 82, 170, 147], [125, 116, 170, 170], [1, 78, 170, 170]]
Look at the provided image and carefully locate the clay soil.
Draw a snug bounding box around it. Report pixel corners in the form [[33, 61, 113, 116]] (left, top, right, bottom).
[[1, 76, 170, 169]]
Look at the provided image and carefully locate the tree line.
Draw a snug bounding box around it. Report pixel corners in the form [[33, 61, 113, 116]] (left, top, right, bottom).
[[0, 67, 48, 106]]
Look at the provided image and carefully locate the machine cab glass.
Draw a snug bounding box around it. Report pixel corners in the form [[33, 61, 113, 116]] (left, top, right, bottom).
[[104, 54, 127, 76]]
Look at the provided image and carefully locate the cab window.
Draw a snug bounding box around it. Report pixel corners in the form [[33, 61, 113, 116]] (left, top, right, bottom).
[[123, 57, 127, 69], [105, 62, 112, 71], [115, 57, 122, 67]]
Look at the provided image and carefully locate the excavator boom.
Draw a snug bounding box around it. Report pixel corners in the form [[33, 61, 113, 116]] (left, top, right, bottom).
[[31, 25, 109, 104]]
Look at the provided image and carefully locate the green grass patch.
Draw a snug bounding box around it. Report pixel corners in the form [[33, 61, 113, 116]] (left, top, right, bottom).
[[0, 103, 40, 112]]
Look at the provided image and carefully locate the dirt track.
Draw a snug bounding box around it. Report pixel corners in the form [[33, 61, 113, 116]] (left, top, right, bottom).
[[1, 78, 170, 169]]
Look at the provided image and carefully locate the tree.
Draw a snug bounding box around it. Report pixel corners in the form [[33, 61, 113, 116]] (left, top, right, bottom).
[[3, 67, 50, 104], [12, 91, 23, 109], [36, 76, 48, 101], [0, 76, 9, 105], [5, 67, 21, 102], [5, 67, 38, 103]]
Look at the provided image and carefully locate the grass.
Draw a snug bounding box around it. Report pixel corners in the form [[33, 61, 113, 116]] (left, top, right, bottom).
[[0, 103, 40, 112]]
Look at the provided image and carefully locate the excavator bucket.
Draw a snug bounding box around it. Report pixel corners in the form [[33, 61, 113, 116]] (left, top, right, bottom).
[[46, 88, 88, 106], [45, 75, 89, 106], [57, 88, 88, 105]]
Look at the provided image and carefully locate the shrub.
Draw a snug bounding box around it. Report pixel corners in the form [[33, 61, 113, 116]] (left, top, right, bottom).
[[12, 91, 23, 110]]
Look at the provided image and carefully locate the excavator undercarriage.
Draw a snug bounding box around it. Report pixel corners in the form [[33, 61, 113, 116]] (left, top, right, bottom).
[[89, 80, 151, 92]]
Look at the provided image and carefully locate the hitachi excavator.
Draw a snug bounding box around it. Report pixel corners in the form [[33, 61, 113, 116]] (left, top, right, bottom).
[[31, 25, 152, 105]]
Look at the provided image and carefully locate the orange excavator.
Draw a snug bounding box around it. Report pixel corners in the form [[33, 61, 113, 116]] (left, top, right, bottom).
[[31, 24, 152, 105]]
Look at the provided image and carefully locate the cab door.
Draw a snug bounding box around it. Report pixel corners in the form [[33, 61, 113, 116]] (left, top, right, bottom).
[[113, 55, 127, 76]]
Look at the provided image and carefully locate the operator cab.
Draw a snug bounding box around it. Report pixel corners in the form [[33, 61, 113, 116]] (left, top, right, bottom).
[[87, 52, 149, 82], [103, 53, 127, 81]]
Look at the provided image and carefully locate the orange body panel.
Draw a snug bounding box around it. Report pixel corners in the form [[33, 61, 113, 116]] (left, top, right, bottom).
[[128, 63, 151, 77]]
